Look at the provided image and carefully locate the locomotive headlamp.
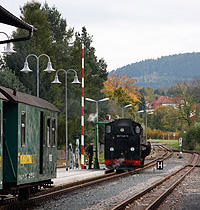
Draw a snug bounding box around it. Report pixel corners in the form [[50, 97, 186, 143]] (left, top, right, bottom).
[[135, 126, 140, 134], [110, 147, 114, 152], [130, 147, 135, 151], [120, 128, 125, 132]]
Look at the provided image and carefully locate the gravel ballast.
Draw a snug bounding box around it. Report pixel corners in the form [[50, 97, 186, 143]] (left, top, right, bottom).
[[30, 152, 191, 210]]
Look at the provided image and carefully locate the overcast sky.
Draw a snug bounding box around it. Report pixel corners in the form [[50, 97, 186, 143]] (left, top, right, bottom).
[[1, 0, 200, 71]]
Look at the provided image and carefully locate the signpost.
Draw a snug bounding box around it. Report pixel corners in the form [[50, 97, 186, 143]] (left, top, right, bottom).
[[179, 137, 183, 158], [157, 160, 163, 170], [179, 137, 182, 147]]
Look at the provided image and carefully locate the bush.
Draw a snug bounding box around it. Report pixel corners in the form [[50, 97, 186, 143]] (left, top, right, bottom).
[[147, 128, 179, 140], [183, 126, 200, 150]]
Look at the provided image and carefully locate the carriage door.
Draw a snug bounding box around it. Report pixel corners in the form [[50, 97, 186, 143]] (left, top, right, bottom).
[[0, 110, 2, 189], [39, 112, 44, 174]]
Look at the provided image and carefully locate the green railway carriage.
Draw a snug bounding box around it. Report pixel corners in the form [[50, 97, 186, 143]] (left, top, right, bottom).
[[0, 86, 59, 197], [0, 92, 7, 190]]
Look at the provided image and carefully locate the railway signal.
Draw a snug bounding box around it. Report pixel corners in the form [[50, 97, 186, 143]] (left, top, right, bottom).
[[179, 137, 183, 158]]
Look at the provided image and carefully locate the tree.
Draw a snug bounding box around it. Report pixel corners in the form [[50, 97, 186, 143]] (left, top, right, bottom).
[[150, 106, 182, 132], [175, 82, 196, 128], [187, 77, 200, 104], [69, 27, 108, 145], [3, 1, 108, 148], [0, 58, 28, 92], [5, 1, 73, 99], [102, 73, 142, 118], [3, 1, 75, 148]]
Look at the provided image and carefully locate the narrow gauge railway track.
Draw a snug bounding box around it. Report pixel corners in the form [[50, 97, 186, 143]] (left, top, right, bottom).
[[0, 145, 172, 210], [112, 152, 200, 210]]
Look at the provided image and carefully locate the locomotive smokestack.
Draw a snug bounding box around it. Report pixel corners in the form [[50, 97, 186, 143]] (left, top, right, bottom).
[[13, 89, 17, 96]]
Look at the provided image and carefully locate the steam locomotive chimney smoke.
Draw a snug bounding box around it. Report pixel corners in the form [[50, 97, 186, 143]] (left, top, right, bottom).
[[87, 113, 97, 122]]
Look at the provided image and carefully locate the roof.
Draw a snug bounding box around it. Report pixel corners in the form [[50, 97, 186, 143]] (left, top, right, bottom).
[[147, 96, 182, 110], [0, 86, 59, 112], [0, 5, 37, 44], [0, 92, 8, 101]]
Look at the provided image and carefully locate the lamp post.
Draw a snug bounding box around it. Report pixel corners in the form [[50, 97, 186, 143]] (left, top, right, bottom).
[[145, 111, 153, 140], [0, 32, 16, 54], [135, 110, 153, 140], [85, 97, 109, 169], [20, 54, 55, 97], [52, 69, 80, 170], [135, 110, 144, 121], [122, 104, 132, 118]]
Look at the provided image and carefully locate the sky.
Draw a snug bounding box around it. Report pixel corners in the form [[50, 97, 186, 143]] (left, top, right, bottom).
[[1, 0, 200, 71]]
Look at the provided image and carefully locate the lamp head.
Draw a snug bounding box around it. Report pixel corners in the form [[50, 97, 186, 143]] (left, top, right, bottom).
[[43, 61, 55, 73], [20, 61, 32, 73], [2, 43, 16, 55], [99, 98, 109, 102], [52, 75, 61, 84], [85, 98, 96, 102], [125, 104, 132, 108], [72, 75, 81, 84]]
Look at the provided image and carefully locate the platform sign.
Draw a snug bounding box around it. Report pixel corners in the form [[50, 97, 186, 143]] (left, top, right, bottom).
[[179, 138, 182, 147], [157, 160, 163, 170]]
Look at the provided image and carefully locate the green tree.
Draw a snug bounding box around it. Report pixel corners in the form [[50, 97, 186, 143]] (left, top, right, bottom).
[[3, 1, 73, 148], [3, 1, 108, 148], [150, 106, 182, 132], [5, 1, 73, 99], [69, 27, 108, 145], [0, 58, 28, 92], [175, 82, 196, 128]]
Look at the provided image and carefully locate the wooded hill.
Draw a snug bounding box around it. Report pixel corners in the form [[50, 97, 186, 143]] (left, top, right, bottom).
[[111, 53, 200, 88]]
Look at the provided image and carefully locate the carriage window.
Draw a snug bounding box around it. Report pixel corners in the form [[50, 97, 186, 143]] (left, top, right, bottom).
[[47, 117, 51, 147], [40, 112, 45, 146], [21, 112, 26, 146], [52, 118, 56, 147]]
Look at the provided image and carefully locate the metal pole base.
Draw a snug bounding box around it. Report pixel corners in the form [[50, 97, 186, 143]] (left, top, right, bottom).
[[94, 157, 100, 169]]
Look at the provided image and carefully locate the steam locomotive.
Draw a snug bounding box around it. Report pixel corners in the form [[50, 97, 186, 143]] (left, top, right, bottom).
[[104, 118, 144, 171]]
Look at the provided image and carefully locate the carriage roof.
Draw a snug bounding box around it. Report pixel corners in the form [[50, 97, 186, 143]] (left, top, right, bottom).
[[0, 86, 59, 112]]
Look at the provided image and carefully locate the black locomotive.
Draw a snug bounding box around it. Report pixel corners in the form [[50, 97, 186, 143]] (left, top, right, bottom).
[[104, 118, 144, 171]]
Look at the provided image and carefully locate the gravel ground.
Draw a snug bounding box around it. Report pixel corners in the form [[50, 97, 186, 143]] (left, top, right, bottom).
[[28, 152, 191, 210], [158, 167, 200, 210]]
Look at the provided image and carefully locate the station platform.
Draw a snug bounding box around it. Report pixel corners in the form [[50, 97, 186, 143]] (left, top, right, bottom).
[[53, 168, 106, 187]]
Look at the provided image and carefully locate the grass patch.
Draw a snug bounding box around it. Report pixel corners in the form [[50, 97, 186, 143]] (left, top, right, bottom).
[[149, 139, 180, 150]]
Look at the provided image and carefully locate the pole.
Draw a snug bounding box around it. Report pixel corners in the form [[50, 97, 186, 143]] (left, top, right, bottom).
[[52, 68, 80, 171], [145, 111, 147, 141], [36, 57, 39, 97], [22, 53, 53, 97], [81, 43, 85, 169], [25, 54, 40, 97], [122, 107, 124, 118], [96, 101, 99, 159], [65, 72, 68, 170], [94, 120, 99, 169], [94, 101, 100, 169]]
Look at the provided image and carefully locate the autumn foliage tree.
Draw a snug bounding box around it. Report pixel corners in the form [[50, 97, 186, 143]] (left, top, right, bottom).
[[102, 73, 142, 118]]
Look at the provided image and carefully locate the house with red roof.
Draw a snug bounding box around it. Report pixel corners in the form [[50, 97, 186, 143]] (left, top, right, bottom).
[[146, 96, 182, 111]]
